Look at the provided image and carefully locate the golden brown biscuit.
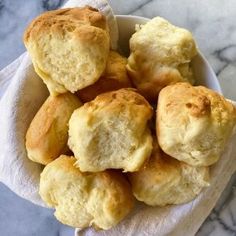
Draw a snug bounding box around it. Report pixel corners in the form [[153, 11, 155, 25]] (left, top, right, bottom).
[[39, 155, 134, 229], [24, 7, 110, 95], [157, 82, 236, 166], [127, 17, 197, 102], [68, 88, 153, 172], [26, 93, 82, 165], [77, 51, 132, 102], [128, 139, 209, 206]]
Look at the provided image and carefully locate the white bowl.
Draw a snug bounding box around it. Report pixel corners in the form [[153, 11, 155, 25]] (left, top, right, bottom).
[[116, 15, 222, 93], [0, 14, 222, 208]]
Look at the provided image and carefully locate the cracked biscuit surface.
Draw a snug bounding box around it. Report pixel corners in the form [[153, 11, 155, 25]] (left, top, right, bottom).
[[39, 155, 134, 229], [157, 82, 236, 166], [127, 17, 197, 102], [68, 88, 153, 172], [128, 139, 209, 206]]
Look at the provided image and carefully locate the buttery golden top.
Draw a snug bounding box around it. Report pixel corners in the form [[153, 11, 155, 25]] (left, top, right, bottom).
[[157, 82, 236, 166], [82, 88, 152, 114], [24, 6, 107, 43], [26, 93, 82, 165]]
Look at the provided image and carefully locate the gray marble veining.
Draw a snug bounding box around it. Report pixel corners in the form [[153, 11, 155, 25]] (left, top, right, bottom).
[[0, 183, 74, 236], [0, 0, 236, 235], [0, 0, 66, 70]]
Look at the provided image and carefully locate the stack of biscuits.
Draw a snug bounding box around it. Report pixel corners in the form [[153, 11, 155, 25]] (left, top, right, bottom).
[[24, 6, 236, 230]]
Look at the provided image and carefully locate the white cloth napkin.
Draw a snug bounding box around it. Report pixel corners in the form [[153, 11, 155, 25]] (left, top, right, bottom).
[[0, 53, 48, 206], [0, 0, 235, 235]]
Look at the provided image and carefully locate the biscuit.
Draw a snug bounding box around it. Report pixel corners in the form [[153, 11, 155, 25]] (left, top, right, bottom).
[[63, 0, 119, 50], [68, 89, 153, 172], [77, 51, 131, 102], [24, 7, 110, 95], [128, 139, 209, 206], [39, 155, 134, 229], [127, 17, 197, 101], [157, 82, 236, 166], [26, 93, 82, 165]]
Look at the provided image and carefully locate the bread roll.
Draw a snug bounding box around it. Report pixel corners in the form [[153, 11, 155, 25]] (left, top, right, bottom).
[[157, 82, 236, 166], [24, 7, 110, 95], [127, 17, 197, 102], [68, 88, 153, 172], [77, 51, 131, 102], [128, 139, 209, 206], [26, 93, 82, 165], [39, 155, 134, 229]]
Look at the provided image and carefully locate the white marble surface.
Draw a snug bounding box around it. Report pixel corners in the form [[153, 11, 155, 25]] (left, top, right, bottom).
[[0, 0, 236, 235]]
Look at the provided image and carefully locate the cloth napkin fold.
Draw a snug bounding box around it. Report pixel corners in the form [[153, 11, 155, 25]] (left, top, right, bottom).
[[0, 0, 235, 235], [0, 53, 48, 206]]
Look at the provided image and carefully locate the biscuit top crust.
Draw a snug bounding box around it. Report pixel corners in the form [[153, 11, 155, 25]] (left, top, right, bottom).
[[24, 6, 107, 43]]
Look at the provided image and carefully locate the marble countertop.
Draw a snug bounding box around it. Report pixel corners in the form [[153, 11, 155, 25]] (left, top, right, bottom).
[[0, 0, 236, 235]]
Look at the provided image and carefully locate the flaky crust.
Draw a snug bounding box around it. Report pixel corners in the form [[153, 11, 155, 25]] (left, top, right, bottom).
[[25, 93, 82, 165], [128, 139, 209, 206], [68, 88, 153, 172], [127, 17, 197, 102], [157, 82, 236, 166], [77, 51, 132, 102], [24, 7, 110, 95], [39, 155, 134, 229], [24, 7, 108, 43]]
